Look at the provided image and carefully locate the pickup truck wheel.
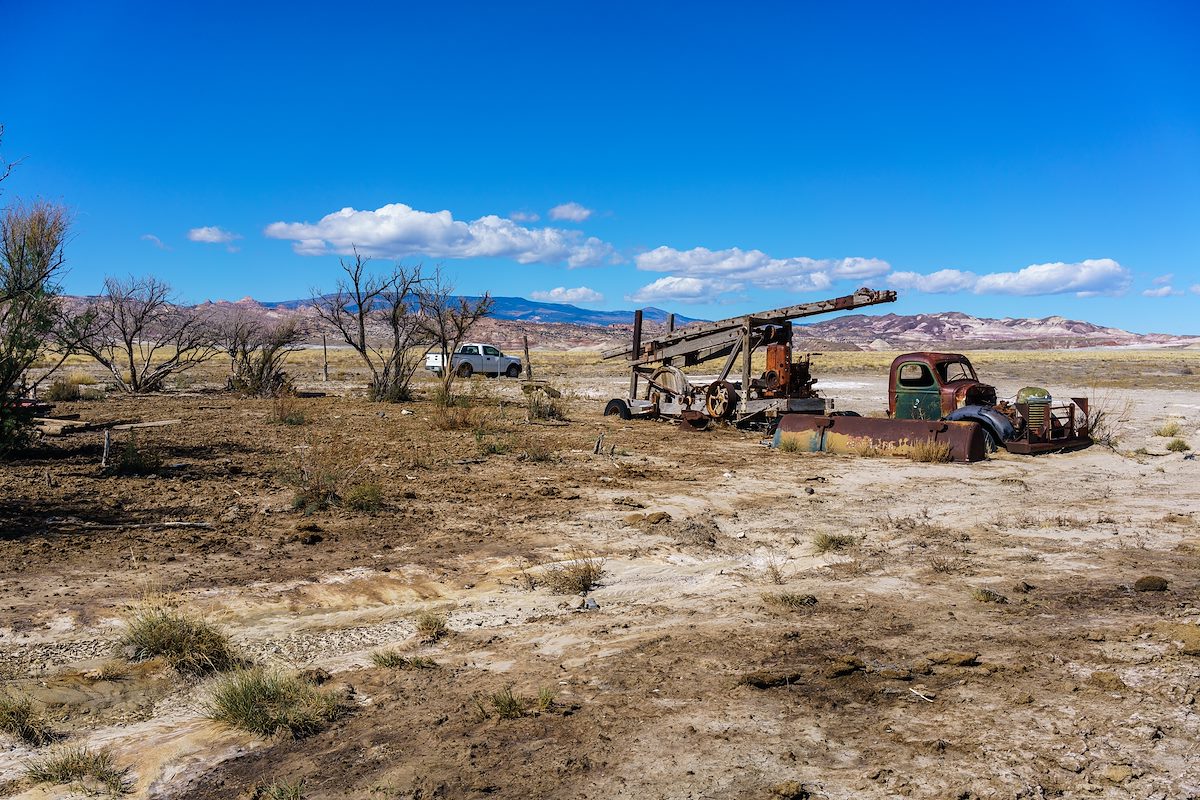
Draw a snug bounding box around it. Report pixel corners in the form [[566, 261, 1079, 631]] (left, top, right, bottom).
[[981, 426, 999, 453], [456, 363, 473, 379], [604, 399, 633, 420], [505, 364, 521, 378]]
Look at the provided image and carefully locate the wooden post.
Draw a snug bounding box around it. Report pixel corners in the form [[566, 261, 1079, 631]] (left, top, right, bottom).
[[629, 309, 643, 400], [740, 321, 753, 417], [667, 313, 675, 333], [322, 335, 329, 382], [522, 335, 533, 380], [101, 429, 111, 469]]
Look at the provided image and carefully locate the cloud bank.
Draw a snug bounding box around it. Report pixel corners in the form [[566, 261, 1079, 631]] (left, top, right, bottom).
[[888, 259, 1131, 298], [530, 286, 603, 304], [265, 203, 616, 268]]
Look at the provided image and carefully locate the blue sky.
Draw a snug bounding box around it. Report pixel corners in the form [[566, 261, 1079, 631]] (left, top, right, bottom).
[[3, 1, 1198, 332]]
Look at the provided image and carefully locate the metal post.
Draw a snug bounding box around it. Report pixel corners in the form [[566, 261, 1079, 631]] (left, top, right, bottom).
[[740, 321, 753, 416]]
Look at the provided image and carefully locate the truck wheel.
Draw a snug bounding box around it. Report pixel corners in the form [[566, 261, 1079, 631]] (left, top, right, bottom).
[[604, 399, 632, 420], [506, 364, 521, 378], [981, 426, 999, 453], [456, 363, 473, 379]]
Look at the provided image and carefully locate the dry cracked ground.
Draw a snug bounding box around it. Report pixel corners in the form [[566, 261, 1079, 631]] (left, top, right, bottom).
[[1, 355, 1198, 799]]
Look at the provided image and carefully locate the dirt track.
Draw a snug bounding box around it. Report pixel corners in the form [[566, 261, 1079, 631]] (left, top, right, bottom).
[[1, 361, 1199, 799]]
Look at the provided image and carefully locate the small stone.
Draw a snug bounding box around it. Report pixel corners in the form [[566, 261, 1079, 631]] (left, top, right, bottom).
[[1087, 670, 1126, 691], [824, 656, 864, 678], [300, 533, 323, 546], [1013, 692, 1034, 705], [1012, 580, 1035, 593], [298, 667, 332, 685], [926, 651, 980, 667], [645, 511, 672, 525], [1085, 630, 1106, 642], [769, 781, 811, 799], [1101, 764, 1133, 784], [1134, 575, 1168, 592]]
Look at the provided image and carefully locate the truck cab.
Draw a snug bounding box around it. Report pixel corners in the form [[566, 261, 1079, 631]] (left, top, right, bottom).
[[889, 352, 997, 420]]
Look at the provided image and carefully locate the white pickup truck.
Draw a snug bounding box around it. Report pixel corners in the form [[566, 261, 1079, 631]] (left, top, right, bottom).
[[425, 343, 523, 378]]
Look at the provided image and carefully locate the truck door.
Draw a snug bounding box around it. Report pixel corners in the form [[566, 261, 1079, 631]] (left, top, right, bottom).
[[482, 345, 501, 375], [894, 361, 941, 420]]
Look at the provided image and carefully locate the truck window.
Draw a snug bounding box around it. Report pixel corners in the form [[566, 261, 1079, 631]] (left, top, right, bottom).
[[482, 346, 500, 356], [937, 361, 975, 382], [459, 345, 480, 355], [898, 362, 934, 388]]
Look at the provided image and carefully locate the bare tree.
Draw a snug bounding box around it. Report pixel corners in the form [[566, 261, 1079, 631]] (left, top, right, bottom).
[[61, 276, 219, 392], [312, 250, 428, 402], [417, 268, 493, 401], [0, 201, 68, 452], [214, 308, 308, 396]]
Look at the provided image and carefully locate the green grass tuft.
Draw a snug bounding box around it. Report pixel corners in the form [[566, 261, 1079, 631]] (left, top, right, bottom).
[[0, 692, 55, 746], [24, 746, 130, 795], [812, 532, 856, 554], [206, 669, 347, 738], [370, 650, 437, 670], [118, 605, 238, 675]]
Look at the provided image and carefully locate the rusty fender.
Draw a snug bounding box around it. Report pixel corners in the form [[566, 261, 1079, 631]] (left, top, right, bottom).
[[773, 414, 987, 463]]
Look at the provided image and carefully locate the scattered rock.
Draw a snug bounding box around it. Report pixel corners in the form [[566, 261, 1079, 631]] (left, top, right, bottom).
[[824, 656, 865, 678], [1100, 764, 1133, 784], [645, 511, 672, 525], [295, 521, 322, 533], [1012, 580, 1035, 593], [298, 667, 332, 685], [926, 651, 980, 667], [971, 587, 1008, 604], [1085, 630, 1107, 642], [613, 496, 644, 508], [874, 666, 912, 680], [300, 533, 323, 546], [768, 781, 811, 799], [1013, 692, 1034, 705], [1153, 621, 1200, 655], [673, 516, 721, 548], [1134, 575, 1168, 592], [1087, 670, 1126, 691]]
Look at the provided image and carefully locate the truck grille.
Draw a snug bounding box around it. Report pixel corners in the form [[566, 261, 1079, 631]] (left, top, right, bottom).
[[1026, 403, 1047, 432]]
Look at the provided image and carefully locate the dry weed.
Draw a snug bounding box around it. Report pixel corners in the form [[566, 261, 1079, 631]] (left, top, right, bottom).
[[541, 552, 605, 594], [415, 612, 448, 643], [24, 746, 130, 795], [909, 439, 952, 463]]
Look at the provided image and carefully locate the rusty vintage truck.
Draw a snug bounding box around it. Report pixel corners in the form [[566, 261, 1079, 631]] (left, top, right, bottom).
[[775, 351, 1092, 461]]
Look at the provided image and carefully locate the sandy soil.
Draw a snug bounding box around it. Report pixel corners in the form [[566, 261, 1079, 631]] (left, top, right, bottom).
[[1, 357, 1198, 800]]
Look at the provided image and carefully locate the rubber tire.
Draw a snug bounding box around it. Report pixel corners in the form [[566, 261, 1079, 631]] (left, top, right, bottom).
[[456, 363, 473, 379], [981, 426, 999, 453], [506, 364, 521, 378], [604, 399, 633, 420]]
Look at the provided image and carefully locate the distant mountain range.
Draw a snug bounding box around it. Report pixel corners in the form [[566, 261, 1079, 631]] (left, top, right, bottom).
[[259, 294, 700, 327], [87, 293, 1197, 351], [793, 311, 1199, 350]]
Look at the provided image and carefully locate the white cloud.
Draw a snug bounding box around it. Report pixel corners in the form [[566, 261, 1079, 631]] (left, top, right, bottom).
[[140, 233, 169, 250], [1191, 284, 1200, 295], [1152, 273, 1174, 286], [886, 269, 979, 294], [1142, 285, 1181, 297], [187, 226, 241, 244], [509, 210, 540, 222], [627, 276, 735, 304], [548, 202, 593, 222], [530, 286, 604, 304], [634, 246, 889, 299], [264, 202, 616, 268], [972, 258, 1131, 297], [886, 259, 1132, 297]]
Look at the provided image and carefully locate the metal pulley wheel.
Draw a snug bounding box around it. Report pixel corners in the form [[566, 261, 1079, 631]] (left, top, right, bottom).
[[705, 380, 737, 419], [648, 365, 692, 404]]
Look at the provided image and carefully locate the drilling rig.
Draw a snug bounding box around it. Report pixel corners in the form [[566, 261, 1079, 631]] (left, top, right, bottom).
[[601, 287, 897, 427]]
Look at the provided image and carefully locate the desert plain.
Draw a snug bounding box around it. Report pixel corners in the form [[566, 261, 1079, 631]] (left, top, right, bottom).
[[1, 348, 1198, 799]]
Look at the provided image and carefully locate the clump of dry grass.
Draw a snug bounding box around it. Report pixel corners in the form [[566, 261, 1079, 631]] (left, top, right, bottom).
[[342, 481, 383, 512], [527, 389, 569, 421], [909, 439, 952, 463], [0, 692, 55, 746], [289, 439, 368, 513], [1167, 438, 1191, 453], [24, 746, 130, 795], [762, 552, 787, 584], [928, 555, 972, 574], [518, 438, 557, 463], [541, 553, 605, 594], [1088, 392, 1134, 448], [473, 686, 556, 721], [776, 436, 803, 453], [118, 605, 238, 675], [252, 780, 306, 800], [415, 613, 448, 644], [763, 592, 817, 610], [370, 650, 437, 670], [206, 669, 346, 738], [269, 393, 307, 426], [971, 587, 1009, 604], [812, 532, 856, 554], [1154, 420, 1183, 437]]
